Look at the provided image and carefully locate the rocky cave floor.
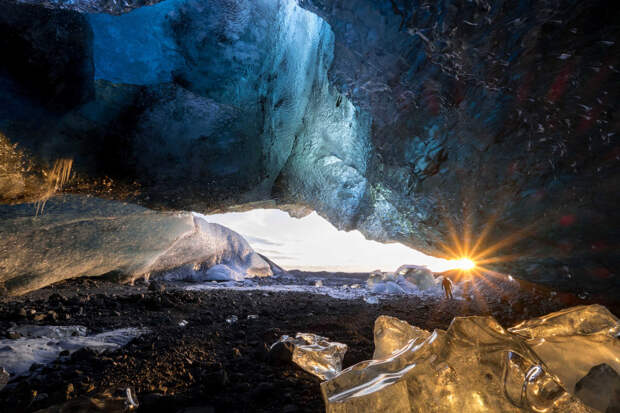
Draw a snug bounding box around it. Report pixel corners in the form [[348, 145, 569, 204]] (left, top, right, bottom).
[[1, 275, 618, 413]]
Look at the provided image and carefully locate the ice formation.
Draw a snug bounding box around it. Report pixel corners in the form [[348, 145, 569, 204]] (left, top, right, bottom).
[[367, 267, 440, 295], [372, 316, 430, 360], [84, 0, 371, 230], [270, 333, 347, 381], [15, 0, 163, 14], [321, 305, 618, 412], [396, 266, 438, 290], [0, 195, 272, 294], [0, 325, 148, 378], [508, 305, 620, 394]]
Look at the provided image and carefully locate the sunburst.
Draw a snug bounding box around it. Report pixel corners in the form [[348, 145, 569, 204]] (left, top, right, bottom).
[[429, 194, 542, 308]]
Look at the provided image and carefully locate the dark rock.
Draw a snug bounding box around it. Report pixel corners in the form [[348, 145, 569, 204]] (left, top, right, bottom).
[[29, 363, 43, 372], [0, 0, 94, 112], [70, 347, 98, 362], [178, 406, 215, 413], [6, 331, 20, 339], [64, 383, 75, 399], [282, 404, 299, 413], [148, 281, 166, 293], [575, 363, 620, 413], [252, 382, 275, 401], [267, 341, 294, 365], [0, 367, 9, 391], [201, 365, 228, 390]]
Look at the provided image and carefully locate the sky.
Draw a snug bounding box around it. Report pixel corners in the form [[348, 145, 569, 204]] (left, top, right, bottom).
[[198, 209, 458, 273]]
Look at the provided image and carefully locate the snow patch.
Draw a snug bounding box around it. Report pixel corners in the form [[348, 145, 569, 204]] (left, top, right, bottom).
[[0, 325, 148, 378]]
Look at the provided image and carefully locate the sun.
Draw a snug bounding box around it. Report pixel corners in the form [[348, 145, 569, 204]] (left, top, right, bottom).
[[452, 257, 475, 271]]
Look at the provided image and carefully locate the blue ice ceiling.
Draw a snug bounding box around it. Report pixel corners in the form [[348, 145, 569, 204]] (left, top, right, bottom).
[[88, 0, 184, 84], [87, 0, 371, 227]]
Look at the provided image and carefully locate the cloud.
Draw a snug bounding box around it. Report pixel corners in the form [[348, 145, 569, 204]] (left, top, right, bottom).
[[245, 236, 284, 247]]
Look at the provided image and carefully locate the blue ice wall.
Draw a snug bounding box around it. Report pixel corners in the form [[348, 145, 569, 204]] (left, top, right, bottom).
[[86, 0, 371, 225], [88, 0, 185, 84]]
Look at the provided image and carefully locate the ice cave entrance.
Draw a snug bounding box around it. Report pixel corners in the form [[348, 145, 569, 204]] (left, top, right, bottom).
[[199, 209, 465, 273]]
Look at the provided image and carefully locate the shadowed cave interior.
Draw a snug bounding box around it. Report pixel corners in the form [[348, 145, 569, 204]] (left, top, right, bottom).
[[0, 0, 619, 412]]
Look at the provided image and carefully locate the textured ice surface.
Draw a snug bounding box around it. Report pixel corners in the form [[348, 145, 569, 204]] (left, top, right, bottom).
[[367, 269, 441, 296], [205, 264, 244, 282], [225, 315, 238, 325], [396, 265, 437, 291], [270, 333, 347, 381], [83, 0, 371, 231], [508, 305, 620, 394], [0, 325, 148, 378], [88, 0, 185, 84], [184, 280, 369, 301], [372, 316, 430, 360], [0, 195, 271, 294], [363, 296, 379, 305], [322, 305, 618, 412], [15, 0, 164, 14]]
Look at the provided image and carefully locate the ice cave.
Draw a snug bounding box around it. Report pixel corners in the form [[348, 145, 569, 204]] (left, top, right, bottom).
[[0, 0, 619, 412]]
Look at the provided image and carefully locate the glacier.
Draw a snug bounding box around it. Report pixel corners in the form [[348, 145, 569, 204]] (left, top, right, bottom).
[[0, 195, 272, 295]]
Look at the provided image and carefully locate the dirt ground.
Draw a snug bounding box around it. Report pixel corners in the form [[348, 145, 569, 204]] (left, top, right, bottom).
[[0, 274, 617, 413]]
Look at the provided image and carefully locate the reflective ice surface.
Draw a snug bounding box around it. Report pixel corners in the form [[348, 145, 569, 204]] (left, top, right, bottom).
[[271, 333, 347, 381], [508, 305, 620, 394], [372, 316, 430, 360], [321, 305, 618, 412]]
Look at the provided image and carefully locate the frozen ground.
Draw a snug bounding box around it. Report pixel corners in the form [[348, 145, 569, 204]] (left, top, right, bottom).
[[0, 325, 148, 378], [180, 270, 446, 302], [0, 274, 616, 412]]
